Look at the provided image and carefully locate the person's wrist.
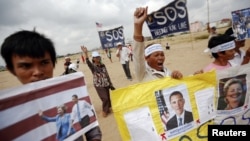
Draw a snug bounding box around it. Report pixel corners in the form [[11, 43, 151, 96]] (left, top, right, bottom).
[[134, 23, 143, 42], [133, 35, 144, 42]]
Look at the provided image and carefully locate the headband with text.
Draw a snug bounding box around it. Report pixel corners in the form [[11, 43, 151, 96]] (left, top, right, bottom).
[[210, 41, 235, 53], [145, 44, 163, 56]]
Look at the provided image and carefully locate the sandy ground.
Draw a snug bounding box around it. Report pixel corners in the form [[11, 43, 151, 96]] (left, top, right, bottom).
[[0, 34, 249, 141]]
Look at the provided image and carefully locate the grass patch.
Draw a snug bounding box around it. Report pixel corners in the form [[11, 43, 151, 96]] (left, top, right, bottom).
[[194, 34, 209, 40]]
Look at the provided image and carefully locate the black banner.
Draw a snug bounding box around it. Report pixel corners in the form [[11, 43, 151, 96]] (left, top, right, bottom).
[[146, 0, 190, 39], [98, 26, 125, 49]]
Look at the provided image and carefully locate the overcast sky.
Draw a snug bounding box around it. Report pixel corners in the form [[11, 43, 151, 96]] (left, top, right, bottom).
[[0, 0, 249, 66]]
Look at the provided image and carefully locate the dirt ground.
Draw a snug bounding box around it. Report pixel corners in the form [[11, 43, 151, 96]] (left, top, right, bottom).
[[0, 30, 249, 141]]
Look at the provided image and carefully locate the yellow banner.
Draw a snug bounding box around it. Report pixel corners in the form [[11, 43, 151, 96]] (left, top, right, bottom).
[[111, 71, 217, 141]]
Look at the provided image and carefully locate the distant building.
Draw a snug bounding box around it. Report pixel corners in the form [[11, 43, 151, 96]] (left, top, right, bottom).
[[206, 19, 232, 29], [217, 18, 232, 28], [190, 21, 204, 32]]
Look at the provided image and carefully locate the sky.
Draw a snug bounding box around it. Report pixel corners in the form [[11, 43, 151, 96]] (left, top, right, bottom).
[[0, 0, 249, 66]]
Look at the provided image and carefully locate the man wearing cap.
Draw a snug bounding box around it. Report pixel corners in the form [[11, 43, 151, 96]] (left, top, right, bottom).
[[64, 56, 71, 68], [224, 27, 250, 66], [81, 46, 115, 118], [68, 63, 78, 74], [132, 6, 183, 82], [116, 42, 133, 80]]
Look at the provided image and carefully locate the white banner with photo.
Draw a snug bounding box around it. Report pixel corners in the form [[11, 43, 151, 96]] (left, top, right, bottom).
[[111, 63, 250, 141], [0, 72, 99, 141], [215, 63, 250, 125]]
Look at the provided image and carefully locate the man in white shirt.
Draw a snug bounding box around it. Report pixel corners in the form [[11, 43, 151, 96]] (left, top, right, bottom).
[[71, 94, 102, 141], [116, 42, 133, 80]]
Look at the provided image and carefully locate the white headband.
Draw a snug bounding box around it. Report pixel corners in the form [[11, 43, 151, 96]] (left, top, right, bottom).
[[145, 44, 163, 56], [210, 41, 235, 53]]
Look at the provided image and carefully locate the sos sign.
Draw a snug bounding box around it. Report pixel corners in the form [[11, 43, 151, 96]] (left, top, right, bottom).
[[146, 0, 190, 39], [98, 26, 125, 48]]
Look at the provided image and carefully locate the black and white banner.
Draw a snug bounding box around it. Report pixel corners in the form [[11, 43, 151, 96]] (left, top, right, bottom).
[[146, 0, 190, 39], [98, 26, 125, 49]]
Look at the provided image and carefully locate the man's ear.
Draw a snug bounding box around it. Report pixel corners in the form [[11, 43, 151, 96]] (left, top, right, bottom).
[[145, 55, 149, 60], [7, 66, 16, 76], [183, 98, 185, 104], [217, 52, 226, 57]]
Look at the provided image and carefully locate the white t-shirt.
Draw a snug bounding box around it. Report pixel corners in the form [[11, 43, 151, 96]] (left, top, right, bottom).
[[229, 49, 245, 67], [71, 100, 94, 123], [116, 47, 131, 64]]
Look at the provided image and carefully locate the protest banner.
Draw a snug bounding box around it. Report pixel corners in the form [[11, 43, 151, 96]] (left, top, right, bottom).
[[0, 72, 99, 141], [146, 0, 190, 39], [214, 63, 250, 125], [111, 71, 217, 141], [98, 26, 125, 49], [111, 63, 250, 140], [231, 7, 250, 40]]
